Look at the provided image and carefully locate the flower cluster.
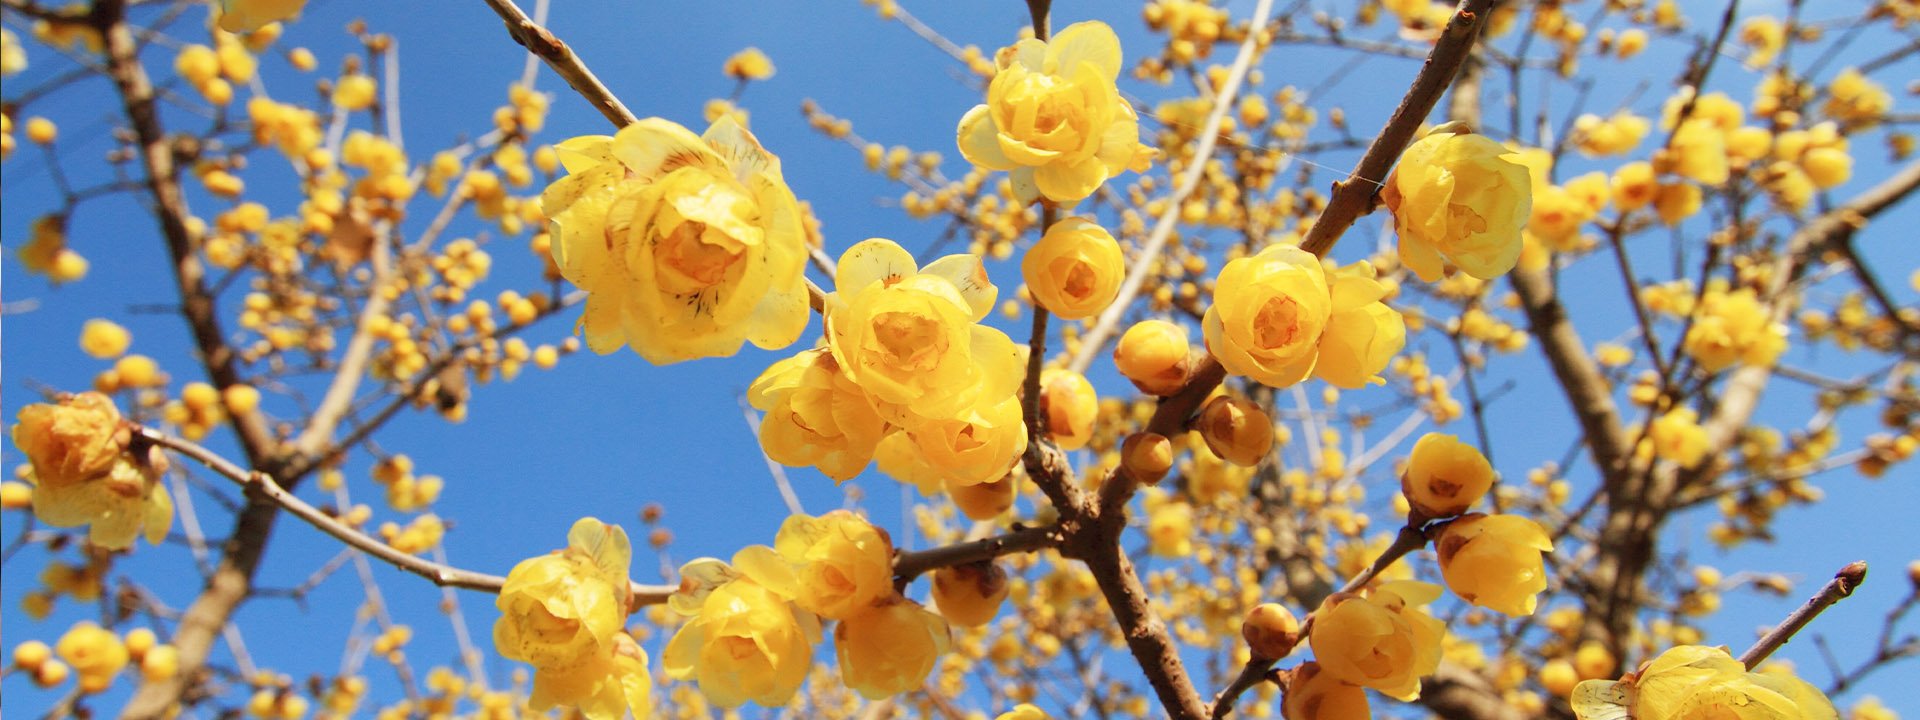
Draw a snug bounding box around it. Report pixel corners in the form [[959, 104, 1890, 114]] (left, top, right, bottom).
[[492, 519, 652, 720], [542, 117, 810, 364], [1683, 287, 1789, 372], [10, 393, 172, 550], [664, 512, 949, 706], [751, 239, 1029, 510], [956, 21, 1155, 205], [1203, 245, 1406, 390]]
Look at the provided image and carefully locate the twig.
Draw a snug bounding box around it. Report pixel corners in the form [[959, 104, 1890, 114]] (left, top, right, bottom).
[[1739, 561, 1867, 668], [477, 0, 635, 127], [891, 523, 1062, 585]]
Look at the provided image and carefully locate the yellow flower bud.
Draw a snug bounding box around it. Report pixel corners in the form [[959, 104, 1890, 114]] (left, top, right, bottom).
[[932, 561, 1009, 627], [34, 658, 71, 688], [997, 705, 1052, 720], [1197, 396, 1273, 467], [78, 319, 131, 359], [1241, 603, 1301, 660], [140, 645, 179, 681], [1115, 319, 1192, 396], [1308, 581, 1446, 700], [1022, 217, 1123, 320], [948, 474, 1016, 520], [1122, 432, 1173, 485], [1041, 369, 1098, 451], [722, 47, 775, 81], [1383, 127, 1533, 282], [0, 480, 31, 509], [13, 640, 52, 670], [774, 512, 894, 621], [25, 116, 56, 145], [1434, 513, 1552, 616], [834, 597, 950, 699], [1282, 661, 1370, 720], [1204, 245, 1331, 388], [1401, 433, 1493, 520]]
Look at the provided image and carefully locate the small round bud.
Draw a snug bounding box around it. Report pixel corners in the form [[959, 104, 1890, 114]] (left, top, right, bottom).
[[1115, 320, 1192, 396], [1573, 640, 1615, 680], [932, 561, 1010, 627], [33, 658, 70, 688], [1041, 369, 1099, 451], [949, 474, 1016, 520], [13, 640, 52, 670], [1197, 396, 1274, 467], [1401, 433, 1493, 521], [140, 645, 179, 681], [1241, 603, 1301, 660], [1121, 432, 1174, 485]]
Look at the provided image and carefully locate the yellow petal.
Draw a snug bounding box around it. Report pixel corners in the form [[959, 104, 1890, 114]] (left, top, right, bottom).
[[1047, 21, 1122, 81]]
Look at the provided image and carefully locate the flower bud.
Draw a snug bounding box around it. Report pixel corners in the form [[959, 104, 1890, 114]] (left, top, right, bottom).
[[1434, 513, 1552, 616], [1241, 603, 1300, 660], [1401, 433, 1493, 521], [1197, 396, 1273, 467], [1121, 432, 1173, 485], [1041, 369, 1098, 451], [932, 561, 1009, 627], [949, 474, 1016, 520], [13, 640, 51, 670], [1115, 320, 1192, 396], [1281, 662, 1370, 720]]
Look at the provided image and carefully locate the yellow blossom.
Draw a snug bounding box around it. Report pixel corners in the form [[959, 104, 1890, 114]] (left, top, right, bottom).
[[932, 561, 1008, 627], [1573, 112, 1651, 157], [1572, 645, 1836, 720], [723, 47, 775, 81], [1313, 261, 1407, 388], [1824, 68, 1891, 127], [0, 28, 24, 77], [543, 117, 810, 363], [1649, 407, 1710, 468], [1283, 661, 1371, 720], [662, 555, 819, 708], [998, 705, 1052, 720], [956, 21, 1153, 204], [773, 511, 894, 620], [219, 0, 306, 32], [1654, 182, 1702, 225], [1204, 245, 1330, 388], [1383, 126, 1533, 282], [1683, 288, 1788, 371], [1309, 581, 1447, 700], [12, 392, 122, 489], [55, 622, 128, 694], [825, 238, 1023, 425], [332, 74, 376, 111], [1740, 17, 1786, 68], [1115, 319, 1192, 395], [748, 349, 887, 482], [1402, 432, 1493, 519], [1435, 513, 1552, 616], [493, 519, 652, 720], [1146, 495, 1194, 557], [1041, 368, 1097, 451], [1612, 161, 1658, 211], [20, 215, 88, 284], [875, 394, 1027, 492], [1023, 216, 1124, 319], [1668, 120, 1730, 185], [835, 597, 950, 699], [79, 319, 132, 359]]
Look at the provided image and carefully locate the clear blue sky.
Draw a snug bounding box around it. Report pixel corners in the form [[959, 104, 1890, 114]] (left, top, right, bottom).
[[3, 0, 1916, 716]]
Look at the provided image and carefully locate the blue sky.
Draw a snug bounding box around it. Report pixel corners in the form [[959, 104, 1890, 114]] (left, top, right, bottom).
[[4, 0, 1917, 716]]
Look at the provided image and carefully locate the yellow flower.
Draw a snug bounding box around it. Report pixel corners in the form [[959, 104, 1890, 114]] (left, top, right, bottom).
[[1308, 581, 1446, 700], [1740, 16, 1785, 68], [662, 555, 819, 708], [835, 597, 950, 699], [774, 511, 894, 621], [218, 0, 306, 32], [949, 474, 1017, 520], [1435, 513, 1552, 616], [332, 74, 376, 111], [1402, 432, 1493, 520], [1654, 182, 1702, 225], [1115, 319, 1192, 395], [875, 395, 1027, 492], [1383, 127, 1533, 282], [13, 392, 123, 489], [1683, 288, 1787, 372], [1572, 112, 1650, 157], [20, 215, 88, 284], [1022, 216, 1124, 319], [1204, 245, 1331, 388], [79, 319, 132, 359], [1041, 368, 1097, 451], [749, 348, 887, 482], [1824, 68, 1890, 127], [1530, 184, 1594, 250], [1649, 407, 1709, 468], [723, 47, 775, 81], [825, 238, 1023, 425], [542, 117, 810, 363], [1668, 120, 1730, 185], [956, 21, 1153, 204], [997, 705, 1052, 720], [1612, 161, 1658, 211], [1313, 261, 1406, 389], [493, 519, 652, 720], [1197, 395, 1272, 467], [931, 561, 1009, 627], [1282, 662, 1371, 720], [1572, 645, 1837, 720], [31, 456, 173, 550], [56, 622, 128, 694], [1146, 493, 1194, 557]]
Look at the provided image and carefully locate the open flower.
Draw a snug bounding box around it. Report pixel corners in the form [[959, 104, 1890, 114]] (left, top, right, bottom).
[[1383, 126, 1533, 282], [1204, 245, 1331, 388], [956, 21, 1153, 204], [543, 117, 809, 364], [13, 392, 123, 489], [1572, 645, 1836, 720], [835, 597, 951, 700], [1308, 581, 1446, 700], [773, 512, 894, 621], [1682, 288, 1787, 372], [1313, 261, 1407, 389], [662, 568, 819, 708], [1435, 513, 1552, 616], [825, 238, 1024, 426], [875, 395, 1027, 492], [1282, 662, 1371, 720], [493, 519, 652, 720], [749, 348, 887, 482], [1022, 216, 1123, 319]]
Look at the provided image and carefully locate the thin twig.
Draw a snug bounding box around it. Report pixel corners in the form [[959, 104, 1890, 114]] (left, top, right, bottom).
[[1740, 561, 1867, 668]]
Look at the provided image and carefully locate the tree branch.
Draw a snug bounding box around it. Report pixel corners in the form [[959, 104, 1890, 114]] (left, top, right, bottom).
[[1740, 561, 1867, 668]]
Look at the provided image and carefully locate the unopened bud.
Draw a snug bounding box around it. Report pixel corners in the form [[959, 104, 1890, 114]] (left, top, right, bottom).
[[1241, 603, 1301, 660], [1121, 432, 1174, 485], [1115, 320, 1192, 396], [1197, 396, 1274, 467]]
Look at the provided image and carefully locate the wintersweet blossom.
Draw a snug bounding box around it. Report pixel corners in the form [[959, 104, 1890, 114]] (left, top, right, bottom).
[[1383, 125, 1533, 282], [748, 348, 887, 482], [218, 0, 305, 32], [542, 117, 810, 364], [492, 519, 652, 720], [1571, 645, 1837, 720], [1022, 216, 1124, 319], [834, 597, 951, 699], [1283, 661, 1371, 720], [1402, 432, 1493, 519], [1308, 581, 1446, 700], [1435, 513, 1553, 616], [773, 512, 894, 621]]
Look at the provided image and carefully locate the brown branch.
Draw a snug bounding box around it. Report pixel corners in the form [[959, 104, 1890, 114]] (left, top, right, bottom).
[[1298, 0, 1495, 257], [891, 523, 1062, 585], [135, 426, 678, 604], [477, 0, 636, 127], [1739, 561, 1867, 668]]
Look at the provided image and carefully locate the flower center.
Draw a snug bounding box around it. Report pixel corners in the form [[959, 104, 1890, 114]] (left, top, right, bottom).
[[1253, 296, 1303, 349], [1057, 259, 1097, 300], [655, 221, 744, 295], [871, 312, 941, 369]]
